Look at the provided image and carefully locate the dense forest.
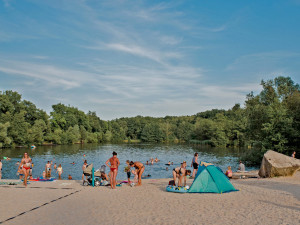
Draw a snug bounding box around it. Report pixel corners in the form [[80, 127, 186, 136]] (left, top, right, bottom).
[[0, 76, 299, 164]]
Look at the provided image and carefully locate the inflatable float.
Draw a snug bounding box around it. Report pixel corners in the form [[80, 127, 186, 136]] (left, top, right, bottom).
[[29, 177, 55, 182], [166, 185, 189, 193]]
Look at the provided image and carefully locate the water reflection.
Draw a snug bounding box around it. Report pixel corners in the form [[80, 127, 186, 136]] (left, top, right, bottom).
[[0, 144, 256, 180]]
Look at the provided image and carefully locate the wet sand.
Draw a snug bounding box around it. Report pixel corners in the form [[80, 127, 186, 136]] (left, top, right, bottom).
[[1, 172, 300, 225]]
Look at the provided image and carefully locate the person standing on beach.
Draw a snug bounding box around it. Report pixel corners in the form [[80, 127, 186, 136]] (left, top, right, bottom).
[[238, 161, 245, 172], [106, 151, 120, 189], [0, 159, 2, 180], [19, 152, 32, 186], [129, 161, 145, 186], [82, 160, 88, 181], [57, 164, 63, 180], [191, 153, 199, 178], [291, 151, 296, 158], [45, 161, 53, 178]]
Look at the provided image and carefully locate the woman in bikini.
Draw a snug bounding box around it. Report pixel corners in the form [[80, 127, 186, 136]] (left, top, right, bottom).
[[129, 161, 145, 186], [18, 152, 32, 187], [172, 162, 191, 187], [106, 151, 120, 189]]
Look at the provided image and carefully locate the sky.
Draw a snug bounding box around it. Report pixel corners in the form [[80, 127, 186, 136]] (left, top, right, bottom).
[[0, 0, 300, 120]]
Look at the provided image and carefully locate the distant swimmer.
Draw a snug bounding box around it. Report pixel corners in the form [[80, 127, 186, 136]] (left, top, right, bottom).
[[71, 162, 75, 165], [165, 161, 171, 166], [3, 157, 11, 161], [142, 174, 151, 178], [68, 174, 72, 180], [150, 158, 154, 165]]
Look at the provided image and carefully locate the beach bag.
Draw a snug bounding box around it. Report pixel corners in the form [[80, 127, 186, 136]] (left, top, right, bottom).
[[169, 180, 175, 186]]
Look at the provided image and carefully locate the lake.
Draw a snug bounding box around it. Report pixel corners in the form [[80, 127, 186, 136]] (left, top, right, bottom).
[[0, 143, 256, 180]]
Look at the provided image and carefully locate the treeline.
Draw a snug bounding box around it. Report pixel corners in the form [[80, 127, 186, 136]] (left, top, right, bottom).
[[0, 76, 299, 164]]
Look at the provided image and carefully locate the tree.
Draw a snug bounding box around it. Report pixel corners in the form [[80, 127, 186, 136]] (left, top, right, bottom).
[[28, 119, 47, 145], [0, 122, 12, 147]]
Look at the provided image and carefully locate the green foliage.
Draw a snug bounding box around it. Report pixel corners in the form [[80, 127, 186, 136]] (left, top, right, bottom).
[[0, 76, 299, 166], [0, 122, 12, 147]]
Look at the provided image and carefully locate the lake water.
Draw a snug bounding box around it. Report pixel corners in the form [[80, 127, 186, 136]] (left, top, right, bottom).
[[0, 143, 256, 180]]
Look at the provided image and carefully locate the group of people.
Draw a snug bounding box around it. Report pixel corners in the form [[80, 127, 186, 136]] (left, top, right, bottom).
[[15, 153, 65, 186], [105, 152, 145, 189], [146, 157, 159, 165], [2, 149, 298, 188], [43, 161, 63, 180], [81, 152, 146, 189]]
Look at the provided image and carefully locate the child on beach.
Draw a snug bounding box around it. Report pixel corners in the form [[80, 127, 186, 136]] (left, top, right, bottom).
[[225, 166, 233, 179], [57, 164, 63, 180], [131, 169, 138, 184], [125, 160, 131, 184]]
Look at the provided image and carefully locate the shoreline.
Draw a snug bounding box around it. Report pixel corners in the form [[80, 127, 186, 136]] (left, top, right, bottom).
[[1, 172, 300, 225]]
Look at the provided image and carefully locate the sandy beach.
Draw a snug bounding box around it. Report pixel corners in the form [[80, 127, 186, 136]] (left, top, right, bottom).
[[1, 172, 300, 225]]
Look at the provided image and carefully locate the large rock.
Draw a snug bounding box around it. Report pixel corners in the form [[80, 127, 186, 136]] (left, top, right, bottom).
[[259, 150, 300, 178]]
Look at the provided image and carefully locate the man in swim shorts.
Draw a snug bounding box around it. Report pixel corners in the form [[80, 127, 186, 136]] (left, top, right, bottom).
[[106, 151, 120, 189]]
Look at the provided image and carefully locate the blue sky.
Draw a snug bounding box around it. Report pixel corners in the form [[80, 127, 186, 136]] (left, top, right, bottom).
[[0, 0, 300, 120]]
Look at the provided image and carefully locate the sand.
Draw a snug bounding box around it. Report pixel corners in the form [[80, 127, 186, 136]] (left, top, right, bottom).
[[1, 173, 300, 225]]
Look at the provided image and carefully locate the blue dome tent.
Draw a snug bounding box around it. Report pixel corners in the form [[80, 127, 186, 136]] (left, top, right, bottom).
[[188, 163, 238, 193], [166, 162, 238, 194]]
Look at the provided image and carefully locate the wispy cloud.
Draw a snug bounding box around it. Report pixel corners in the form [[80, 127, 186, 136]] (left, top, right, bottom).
[[0, 59, 97, 89], [2, 0, 12, 8]]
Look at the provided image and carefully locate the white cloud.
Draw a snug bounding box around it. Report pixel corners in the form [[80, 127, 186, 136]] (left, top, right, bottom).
[[0, 59, 98, 89]]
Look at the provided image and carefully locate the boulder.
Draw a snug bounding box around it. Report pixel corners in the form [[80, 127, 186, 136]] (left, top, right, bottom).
[[259, 150, 300, 178]]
